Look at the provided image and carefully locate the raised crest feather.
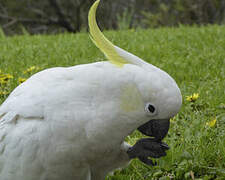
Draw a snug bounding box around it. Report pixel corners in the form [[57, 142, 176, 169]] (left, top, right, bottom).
[[88, 0, 148, 68]]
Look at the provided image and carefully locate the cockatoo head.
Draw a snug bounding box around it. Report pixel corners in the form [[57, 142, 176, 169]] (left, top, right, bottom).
[[89, 0, 182, 141], [133, 65, 182, 141]]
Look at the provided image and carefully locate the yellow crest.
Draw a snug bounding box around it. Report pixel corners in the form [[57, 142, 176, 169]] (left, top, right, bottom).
[[88, 0, 129, 67]]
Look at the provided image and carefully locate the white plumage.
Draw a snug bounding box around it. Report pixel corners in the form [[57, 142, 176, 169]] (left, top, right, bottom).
[[0, 0, 182, 180]]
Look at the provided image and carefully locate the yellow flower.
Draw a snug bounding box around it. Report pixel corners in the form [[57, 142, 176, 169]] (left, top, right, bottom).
[[0, 91, 9, 95], [206, 118, 217, 128], [23, 66, 39, 74], [18, 77, 27, 84], [0, 74, 13, 84], [186, 93, 199, 102]]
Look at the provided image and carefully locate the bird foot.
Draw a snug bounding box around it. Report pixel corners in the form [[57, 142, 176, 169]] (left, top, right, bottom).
[[127, 138, 169, 166]]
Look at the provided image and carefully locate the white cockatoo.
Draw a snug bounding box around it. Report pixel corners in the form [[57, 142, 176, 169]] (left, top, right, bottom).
[[0, 0, 182, 179]]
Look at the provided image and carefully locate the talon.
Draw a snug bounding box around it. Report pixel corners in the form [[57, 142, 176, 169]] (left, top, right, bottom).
[[160, 142, 170, 150], [138, 156, 156, 166]]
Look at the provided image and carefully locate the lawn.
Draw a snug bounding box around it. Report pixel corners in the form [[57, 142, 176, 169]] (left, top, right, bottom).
[[0, 25, 225, 179]]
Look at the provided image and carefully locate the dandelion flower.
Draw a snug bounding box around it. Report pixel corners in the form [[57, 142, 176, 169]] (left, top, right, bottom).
[[206, 118, 217, 128], [0, 91, 9, 96], [23, 66, 39, 74], [18, 77, 27, 84], [0, 74, 13, 84], [186, 93, 199, 102]]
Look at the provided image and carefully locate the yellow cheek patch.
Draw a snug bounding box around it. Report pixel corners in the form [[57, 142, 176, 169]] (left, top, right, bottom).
[[120, 84, 144, 112]]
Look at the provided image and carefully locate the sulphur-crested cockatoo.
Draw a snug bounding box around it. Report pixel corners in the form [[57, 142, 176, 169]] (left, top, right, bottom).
[[0, 0, 182, 179]]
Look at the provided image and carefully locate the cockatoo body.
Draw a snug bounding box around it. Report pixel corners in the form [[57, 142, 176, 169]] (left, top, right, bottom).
[[0, 0, 182, 180]]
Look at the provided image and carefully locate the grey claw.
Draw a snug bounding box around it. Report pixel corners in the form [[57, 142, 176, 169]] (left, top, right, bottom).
[[160, 142, 170, 150]]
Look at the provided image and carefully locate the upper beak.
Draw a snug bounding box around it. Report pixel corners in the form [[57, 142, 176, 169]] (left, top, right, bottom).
[[137, 118, 170, 141]]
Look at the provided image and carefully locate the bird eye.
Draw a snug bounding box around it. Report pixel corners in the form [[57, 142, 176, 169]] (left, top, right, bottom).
[[145, 103, 157, 116], [148, 104, 155, 113]]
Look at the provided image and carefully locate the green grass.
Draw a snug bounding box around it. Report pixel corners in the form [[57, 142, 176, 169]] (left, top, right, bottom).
[[0, 25, 225, 179]]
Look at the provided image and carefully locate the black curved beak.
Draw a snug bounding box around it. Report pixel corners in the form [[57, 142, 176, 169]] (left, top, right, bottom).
[[137, 119, 170, 141]]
